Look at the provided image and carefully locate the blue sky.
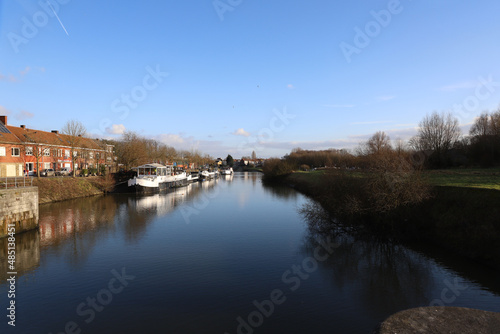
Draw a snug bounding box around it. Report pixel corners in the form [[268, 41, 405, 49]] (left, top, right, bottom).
[[1, 0, 500, 158]]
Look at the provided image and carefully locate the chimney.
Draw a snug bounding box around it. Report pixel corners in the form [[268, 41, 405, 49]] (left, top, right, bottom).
[[51, 130, 59, 134], [0, 115, 6, 125], [20, 125, 26, 129]]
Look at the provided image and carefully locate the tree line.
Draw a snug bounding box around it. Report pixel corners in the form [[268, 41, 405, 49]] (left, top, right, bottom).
[[59, 120, 214, 172], [266, 109, 500, 173], [111, 131, 213, 170]]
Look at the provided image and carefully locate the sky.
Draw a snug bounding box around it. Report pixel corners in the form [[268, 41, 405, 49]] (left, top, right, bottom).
[[1, 0, 500, 158]]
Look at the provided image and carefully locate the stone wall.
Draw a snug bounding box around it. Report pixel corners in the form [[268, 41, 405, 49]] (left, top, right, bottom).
[[0, 187, 39, 238]]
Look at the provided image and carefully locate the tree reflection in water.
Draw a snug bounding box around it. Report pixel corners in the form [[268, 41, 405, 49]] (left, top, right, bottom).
[[299, 200, 434, 320]]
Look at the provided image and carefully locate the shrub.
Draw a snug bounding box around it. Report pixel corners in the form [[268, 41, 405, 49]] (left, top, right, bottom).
[[263, 158, 296, 180]]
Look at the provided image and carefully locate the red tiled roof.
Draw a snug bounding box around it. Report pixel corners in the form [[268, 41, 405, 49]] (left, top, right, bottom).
[[5, 125, 106, 151]]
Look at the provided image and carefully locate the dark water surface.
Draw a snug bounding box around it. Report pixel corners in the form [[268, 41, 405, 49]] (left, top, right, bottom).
[[1, 172, 499, 333]]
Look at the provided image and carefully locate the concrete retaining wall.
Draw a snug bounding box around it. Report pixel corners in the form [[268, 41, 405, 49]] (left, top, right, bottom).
[[0, 187, 39, 238]]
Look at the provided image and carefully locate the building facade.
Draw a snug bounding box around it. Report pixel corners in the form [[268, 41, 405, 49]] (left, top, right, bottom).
[[0, 116, 115, 177]]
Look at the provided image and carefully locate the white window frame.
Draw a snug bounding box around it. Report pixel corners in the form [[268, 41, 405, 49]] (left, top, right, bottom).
[[26, 146, 33, 156], [43, 148, 50, 156], [0, 147, 5, 157], [11, 147, 20, 157]]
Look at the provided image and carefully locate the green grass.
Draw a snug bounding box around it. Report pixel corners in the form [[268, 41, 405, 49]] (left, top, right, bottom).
[[291, 168, 500, 190], [422, 168, 500, 190]]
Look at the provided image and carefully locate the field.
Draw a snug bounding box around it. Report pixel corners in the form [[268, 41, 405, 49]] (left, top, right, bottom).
[[422, 168, 500, 190], [291, 168, 500, 191]]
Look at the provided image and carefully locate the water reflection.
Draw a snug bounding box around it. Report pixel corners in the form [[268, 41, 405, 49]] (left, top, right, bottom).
[[0, 229, 40, 283], [302, 231, 432, 319], [299, 199, 500, 319], [261, 180, 298, 200], [35, 179, 229, 266]]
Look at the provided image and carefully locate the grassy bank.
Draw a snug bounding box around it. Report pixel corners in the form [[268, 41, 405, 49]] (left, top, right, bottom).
[[423, 168, 500, 190], [282, 171, 500, 269], [33, 176, 114, 204]]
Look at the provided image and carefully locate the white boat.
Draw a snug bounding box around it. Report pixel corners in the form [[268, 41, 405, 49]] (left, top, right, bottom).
[[221, 167, 233, 175], [189, 171, 199, 182], [172, 169, 188, 188], [199, 169, 217, 181], [128, 163, 175, 193]]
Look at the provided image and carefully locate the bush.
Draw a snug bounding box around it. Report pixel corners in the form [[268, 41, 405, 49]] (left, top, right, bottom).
[[263, 158, 296, 180]]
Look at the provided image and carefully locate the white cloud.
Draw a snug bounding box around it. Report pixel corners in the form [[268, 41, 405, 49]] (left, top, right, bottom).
[[20, 66, 31, 76], [0, 105, 11, 116], [323, 104, 355, 108], [377, 95, 396, 101], [0, 73, 17, 82], [105, 124, 126, 135], [0, 67, 44, 82], [232, 128, 251, 137], [15, 110, 34, 120], [287, 84, 295, 90], [155, 133, 230, 157], [439, 80, 478, 92], [157, 133, 186, 145], [351, 120, 393, 125]]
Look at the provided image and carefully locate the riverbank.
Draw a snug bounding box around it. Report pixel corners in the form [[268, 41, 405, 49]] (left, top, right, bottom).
[[376, 307, 500, 334], [33, 176, 114, 204], [279, 171, 500, 269]]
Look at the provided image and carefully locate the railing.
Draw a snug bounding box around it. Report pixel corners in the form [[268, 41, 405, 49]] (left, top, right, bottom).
[[0, 176, 34, 189]]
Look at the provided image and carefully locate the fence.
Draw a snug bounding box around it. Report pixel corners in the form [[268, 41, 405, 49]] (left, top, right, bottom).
[[0, 176, 34, 189]]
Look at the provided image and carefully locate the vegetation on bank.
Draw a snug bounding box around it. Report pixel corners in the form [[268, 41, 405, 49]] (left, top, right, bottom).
[[33, 176, 115, 204], [423, 168, 500, 190], [262, 112, 500, 268], [279, 170, 500, 268]]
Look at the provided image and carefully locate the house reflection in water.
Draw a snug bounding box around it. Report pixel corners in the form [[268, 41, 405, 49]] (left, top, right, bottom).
[[0, 179, 225, 284], [0, 229, 40, 283]]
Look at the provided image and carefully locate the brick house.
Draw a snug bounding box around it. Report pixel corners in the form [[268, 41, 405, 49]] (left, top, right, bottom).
[[0, 116, 115, 177]]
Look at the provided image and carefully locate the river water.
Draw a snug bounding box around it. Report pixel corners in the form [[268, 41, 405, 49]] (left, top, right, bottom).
[[1, 172, 499, 333]]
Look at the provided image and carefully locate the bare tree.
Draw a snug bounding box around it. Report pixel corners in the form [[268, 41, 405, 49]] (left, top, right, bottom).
[[20, 131, 48, 178], [491, 109, 500, 135], [414, 112, 461, 153], [469, 112, 490, 137], [61, 120, 87, 177], [366, 131, 392, 155]]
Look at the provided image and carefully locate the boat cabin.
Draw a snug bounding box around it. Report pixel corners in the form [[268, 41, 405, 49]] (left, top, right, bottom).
[[132, 163, 172, 177]]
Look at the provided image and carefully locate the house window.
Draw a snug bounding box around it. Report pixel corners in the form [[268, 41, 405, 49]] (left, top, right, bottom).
[[26, 146, 33, 156], [44, 148, 50, 156], [12, 147, 20, 157], [65, 149, 70, 158], [89, 152, 94, 159], [0, 147, 5, 156], [58, 149, 62, 157], [73, 151, 78, 157], [44, 162, 51, 169]]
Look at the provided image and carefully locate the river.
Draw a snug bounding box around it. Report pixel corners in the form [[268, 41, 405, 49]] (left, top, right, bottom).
[[1, 172, 499, 333]]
